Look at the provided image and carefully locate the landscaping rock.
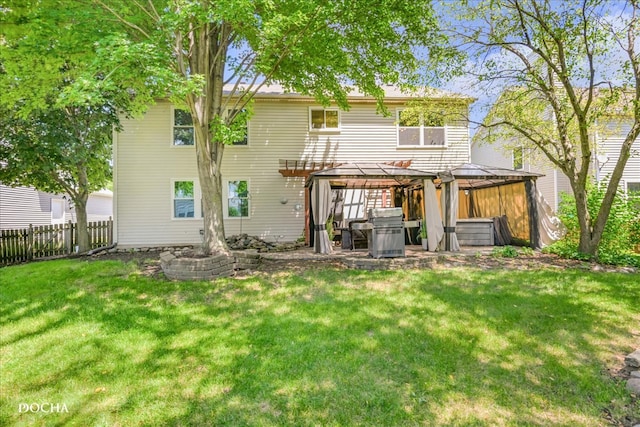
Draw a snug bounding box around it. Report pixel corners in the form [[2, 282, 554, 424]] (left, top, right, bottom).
[[626, 350, 640, 368], [627, 378, 640, 395], [631, 371, 640, 379], [226, 234, 304, 252]]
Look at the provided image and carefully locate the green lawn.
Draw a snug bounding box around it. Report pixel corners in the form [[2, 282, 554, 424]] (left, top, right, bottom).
[[1, 259, 638, 426]]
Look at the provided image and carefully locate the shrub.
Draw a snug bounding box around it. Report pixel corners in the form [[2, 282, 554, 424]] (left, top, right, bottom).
[[545, 178, 640, 267], [492, 245, 519, 258]]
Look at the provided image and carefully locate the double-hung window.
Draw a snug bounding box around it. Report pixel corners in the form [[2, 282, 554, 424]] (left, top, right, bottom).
[[173, 181, 195, 218], [513, 147, 524, 170], [227, 180, 250, 218], [227, 109, 248, 146], [173, 109, 194, 146], [397, 109, 446, 147], [628, 182, 640, 209], [51, 199, 65, 224], [309, 108, 340, 131]]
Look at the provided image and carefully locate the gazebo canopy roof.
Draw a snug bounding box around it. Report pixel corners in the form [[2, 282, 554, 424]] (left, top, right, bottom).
[[307, 163, 437, 189], [439, 163, 543, 189]]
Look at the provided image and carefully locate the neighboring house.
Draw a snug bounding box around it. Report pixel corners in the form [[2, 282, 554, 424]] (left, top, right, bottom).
[[0, 185, 113, 230], [113, 85, 474, 248], [471, 116, 640, 213]]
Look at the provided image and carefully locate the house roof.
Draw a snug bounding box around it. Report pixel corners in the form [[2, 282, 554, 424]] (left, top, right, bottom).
[[306, 162, 437, 189], [223, 83, 474, 104]]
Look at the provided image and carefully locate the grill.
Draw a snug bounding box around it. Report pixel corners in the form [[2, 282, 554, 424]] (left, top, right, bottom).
[[367, 208, 405, 258]]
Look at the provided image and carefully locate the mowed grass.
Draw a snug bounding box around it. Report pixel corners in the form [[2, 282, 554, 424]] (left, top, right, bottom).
[[1, 259, 639, 426]]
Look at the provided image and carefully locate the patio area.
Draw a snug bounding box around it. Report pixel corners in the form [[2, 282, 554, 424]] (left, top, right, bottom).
[[260, 244, 496, 270]]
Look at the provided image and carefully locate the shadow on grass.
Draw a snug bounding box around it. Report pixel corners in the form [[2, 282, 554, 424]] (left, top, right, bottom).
[[0, 260, 638, 426]]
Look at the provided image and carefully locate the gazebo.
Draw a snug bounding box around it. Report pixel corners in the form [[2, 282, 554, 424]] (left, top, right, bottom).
[[305, 162, 548, 254], [306, 163, 439, 254], [436, 163, 544, 251]]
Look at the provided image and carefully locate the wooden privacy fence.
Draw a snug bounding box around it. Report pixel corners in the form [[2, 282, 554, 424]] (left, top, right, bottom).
[[0, 219, 113, 265]]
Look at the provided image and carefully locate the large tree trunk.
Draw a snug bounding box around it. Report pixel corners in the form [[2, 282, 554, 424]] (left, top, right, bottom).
[[74, 196, 90, 253], [182, 22, 232, 255], [574, 129, 638, 257], [194, 119, 228, 255], [572, 174, 599, 257], [72, 165, 91, 253], [70, 191, 90, 254]]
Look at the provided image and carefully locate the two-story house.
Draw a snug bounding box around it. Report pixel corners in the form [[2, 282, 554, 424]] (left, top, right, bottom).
[[112, 85, 474, 249]]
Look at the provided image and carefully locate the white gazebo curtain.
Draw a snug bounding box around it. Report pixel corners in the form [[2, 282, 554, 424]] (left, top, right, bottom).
[[423, 180, 444, 252], [312, 179, 333, 254], [439, 179, 460, 251]]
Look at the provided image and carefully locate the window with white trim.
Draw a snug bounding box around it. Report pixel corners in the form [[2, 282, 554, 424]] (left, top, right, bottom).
[[513, 147, 524, 170], [173, 181, 196, 218], [173, 109, 194, 146], [226, 180, 250, 218], [397, 109, 446, 147], [228, 109, 248, 146], [309, 108, 340, 131], [51, 199, 65, 223], [628, 182, 640, 209]]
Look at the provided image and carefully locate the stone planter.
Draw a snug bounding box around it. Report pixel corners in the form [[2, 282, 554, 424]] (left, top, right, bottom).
[[160, 251, 235, 281]]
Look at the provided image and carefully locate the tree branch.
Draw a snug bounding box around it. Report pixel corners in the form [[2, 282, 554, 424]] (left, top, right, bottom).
[[93, 0, 151, 39]]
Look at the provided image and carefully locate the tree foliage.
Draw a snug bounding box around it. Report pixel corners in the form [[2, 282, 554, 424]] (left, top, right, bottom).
[[0, 104, 117, 252], [0, 3, 120, 252], [548, 179, 640, 266], [451, 0, 640, 257], [74, 0, 461, 254]]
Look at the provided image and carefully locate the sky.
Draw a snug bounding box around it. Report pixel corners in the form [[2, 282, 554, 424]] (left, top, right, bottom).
[[434, 0, 639, 139]]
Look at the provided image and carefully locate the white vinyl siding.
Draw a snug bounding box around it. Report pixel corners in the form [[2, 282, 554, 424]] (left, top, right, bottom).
[[115, 98, 471, 247], [115, 104, 203, 246], [85, 192, 114, 222], [598, 119, 640, 188], [0, 185, 112, 229], [0, 186, 54, 229]]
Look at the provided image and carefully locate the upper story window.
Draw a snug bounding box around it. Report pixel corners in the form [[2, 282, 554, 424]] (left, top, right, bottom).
[[173, 109, 194, 146], [309, 108, 340, 131], [513, 147, 524, 170], [397, 109, 446, 147], [228, 109, 248, 146]]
